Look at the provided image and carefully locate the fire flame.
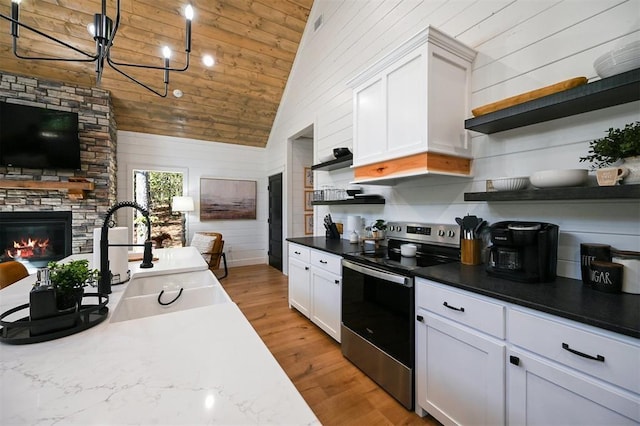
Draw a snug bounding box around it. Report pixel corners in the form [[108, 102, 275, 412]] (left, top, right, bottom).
[[7, 237, 50, 259]]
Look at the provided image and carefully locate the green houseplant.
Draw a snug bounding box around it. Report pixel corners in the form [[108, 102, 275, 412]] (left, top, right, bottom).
[[580, 121, 640, 169], [47, 259, 99, 310], [371, 219, 387, 239]]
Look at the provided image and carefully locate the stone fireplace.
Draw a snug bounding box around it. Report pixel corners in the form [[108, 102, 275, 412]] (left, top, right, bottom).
[[0, 211, 72, 268], [0, 71, 117, 255]]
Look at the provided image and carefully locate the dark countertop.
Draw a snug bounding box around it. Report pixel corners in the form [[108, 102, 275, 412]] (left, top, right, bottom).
[[286, 237, 640, 339], [414, 264, 639, 339], [287, 237, 360, 256]]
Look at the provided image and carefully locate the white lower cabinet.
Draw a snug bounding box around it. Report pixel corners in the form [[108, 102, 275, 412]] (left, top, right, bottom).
[[288, 244, 311, 317], [310, 266, 341, 342], [415, 278, 506, 426], [507, 348, 639, 425], [507, 308, 640, 425], [287, 243, 341, 342], [415, 277, 640, 425]]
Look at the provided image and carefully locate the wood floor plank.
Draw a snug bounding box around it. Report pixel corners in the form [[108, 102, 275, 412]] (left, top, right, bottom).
[[220, 264, 441, 426]]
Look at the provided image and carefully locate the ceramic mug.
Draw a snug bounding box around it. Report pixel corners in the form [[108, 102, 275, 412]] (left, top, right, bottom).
[[596, 166, 629, 186]]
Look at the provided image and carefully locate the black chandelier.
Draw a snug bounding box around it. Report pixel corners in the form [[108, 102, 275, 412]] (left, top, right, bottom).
[[0, 0, 193, 97]]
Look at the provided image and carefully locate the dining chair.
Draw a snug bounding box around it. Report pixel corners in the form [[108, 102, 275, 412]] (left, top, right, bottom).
[[0, 260, 30, 289]]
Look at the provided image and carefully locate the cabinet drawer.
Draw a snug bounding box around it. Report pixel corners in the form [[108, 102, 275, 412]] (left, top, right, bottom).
[[416, 278, 505, 339], [288, 243, 310, 263], [310, 250, 342, 275], [509, 308, 640, 394]]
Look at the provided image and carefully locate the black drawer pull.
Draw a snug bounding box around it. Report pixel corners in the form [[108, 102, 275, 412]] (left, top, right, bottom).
[[443, 301, 464, 312], [294, 251, 301, 255], [319, 260, 328, 264], [334, 279, 340, 284], [562, 343, 605, 362], [416, 315, 424, 322], [510, 355, 520, 366], [304, 267, 309, 271]]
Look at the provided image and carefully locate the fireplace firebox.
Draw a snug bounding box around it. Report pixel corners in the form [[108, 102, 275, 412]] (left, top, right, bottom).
[[0, 212, 72, 268]]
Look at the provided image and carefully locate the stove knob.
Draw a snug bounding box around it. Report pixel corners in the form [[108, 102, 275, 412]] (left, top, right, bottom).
[[391, 225, 397, 232], [438, 229, 445, 237], [396, 225, 402, 232], [448, 230, 456, 238]]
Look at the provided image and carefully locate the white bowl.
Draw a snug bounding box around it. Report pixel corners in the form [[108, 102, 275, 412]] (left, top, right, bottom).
[[529, 169, 588, 188], [594, 41, 640, 78], [492, 176, 529, 191]]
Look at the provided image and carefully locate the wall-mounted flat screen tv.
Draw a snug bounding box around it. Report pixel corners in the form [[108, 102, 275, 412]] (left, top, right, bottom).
[[0, 101, 81, 170]]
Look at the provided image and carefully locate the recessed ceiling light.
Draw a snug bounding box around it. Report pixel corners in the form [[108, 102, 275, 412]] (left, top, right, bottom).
[[202, 55, 214, 67], [173, 89, 183, 98]]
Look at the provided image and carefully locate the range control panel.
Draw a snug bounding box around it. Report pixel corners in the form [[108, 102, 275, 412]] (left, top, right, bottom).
[[387, 222, 460, 248]]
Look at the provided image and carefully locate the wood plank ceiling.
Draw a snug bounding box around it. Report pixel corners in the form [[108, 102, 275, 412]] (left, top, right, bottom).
[[0, 0, 314, 147]]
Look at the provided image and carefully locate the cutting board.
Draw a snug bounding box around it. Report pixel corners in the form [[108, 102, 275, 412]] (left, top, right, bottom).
[[128, 253, 159, 262], [471, 77, 588, 117]]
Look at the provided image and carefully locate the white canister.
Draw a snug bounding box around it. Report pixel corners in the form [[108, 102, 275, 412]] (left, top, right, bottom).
[[612, 250, 640, 294]]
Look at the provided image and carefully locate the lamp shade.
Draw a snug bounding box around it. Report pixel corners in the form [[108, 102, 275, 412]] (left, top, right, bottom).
[[172, 196, 194, 212]]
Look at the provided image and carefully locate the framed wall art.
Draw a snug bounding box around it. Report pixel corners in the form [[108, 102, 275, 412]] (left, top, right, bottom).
[[304, 190, 314, 211], [304, 167, 313, 188], [200, 178, 257, 220], [304, 214, 314, 235]]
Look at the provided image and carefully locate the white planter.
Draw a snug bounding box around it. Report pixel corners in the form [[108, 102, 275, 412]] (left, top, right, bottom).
[[622, 156, 640, 184]]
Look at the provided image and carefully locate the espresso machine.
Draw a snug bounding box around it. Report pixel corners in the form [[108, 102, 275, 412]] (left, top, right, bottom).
[[486, 221, 559, 283]]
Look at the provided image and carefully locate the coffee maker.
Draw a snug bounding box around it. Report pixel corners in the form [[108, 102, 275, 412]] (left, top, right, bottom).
[[486, 221, 559, 283]]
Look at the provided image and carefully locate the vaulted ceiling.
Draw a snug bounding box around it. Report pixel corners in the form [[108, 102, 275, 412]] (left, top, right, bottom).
[[0, 0, 314, 147]]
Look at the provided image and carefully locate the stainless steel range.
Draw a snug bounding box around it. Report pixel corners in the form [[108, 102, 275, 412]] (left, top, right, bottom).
[[341, 222, 460, 410]]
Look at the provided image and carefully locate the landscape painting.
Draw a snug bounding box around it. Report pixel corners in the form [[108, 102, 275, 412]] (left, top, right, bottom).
[[200, 178, 257, 220]]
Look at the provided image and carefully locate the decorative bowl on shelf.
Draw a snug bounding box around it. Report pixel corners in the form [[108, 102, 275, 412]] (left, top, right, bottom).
[[492, 176, 529, 191], [530, 169, 588, 188], [594, 40, 640, 78]]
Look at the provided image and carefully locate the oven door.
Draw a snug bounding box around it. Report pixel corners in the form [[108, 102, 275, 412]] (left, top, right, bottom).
[[341, 259, 414, 368]]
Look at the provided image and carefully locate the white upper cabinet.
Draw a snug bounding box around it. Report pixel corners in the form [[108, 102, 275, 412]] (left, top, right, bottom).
[[349, 26, 476, 184]]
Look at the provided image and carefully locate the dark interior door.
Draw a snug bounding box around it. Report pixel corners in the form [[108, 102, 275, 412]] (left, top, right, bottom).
[[268, 173, 283, 271]]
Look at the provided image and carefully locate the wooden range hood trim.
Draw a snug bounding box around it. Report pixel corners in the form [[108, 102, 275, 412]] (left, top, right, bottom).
[[0, 178, 95, 200], [352, 152, 472, 185]]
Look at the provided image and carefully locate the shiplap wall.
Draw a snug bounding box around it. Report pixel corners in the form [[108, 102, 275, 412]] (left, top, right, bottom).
[[267, 0, 640, 279], [116, 131, 268, 268]]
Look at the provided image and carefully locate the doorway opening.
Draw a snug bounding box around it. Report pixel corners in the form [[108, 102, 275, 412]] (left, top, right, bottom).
[[132, 169, 185, 248]]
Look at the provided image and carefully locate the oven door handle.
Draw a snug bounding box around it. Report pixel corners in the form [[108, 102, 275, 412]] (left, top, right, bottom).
[[342, 259, 412, 287]]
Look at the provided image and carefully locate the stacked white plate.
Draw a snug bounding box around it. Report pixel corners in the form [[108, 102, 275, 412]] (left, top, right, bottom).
[[594, 40, 640, 78]]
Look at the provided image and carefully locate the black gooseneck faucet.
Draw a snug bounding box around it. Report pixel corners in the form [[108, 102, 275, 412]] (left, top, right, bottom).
[[99, 201, 154, 295]]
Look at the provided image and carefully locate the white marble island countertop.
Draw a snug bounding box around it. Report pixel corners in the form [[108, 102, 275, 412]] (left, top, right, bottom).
[[0, 247, 319, 425]]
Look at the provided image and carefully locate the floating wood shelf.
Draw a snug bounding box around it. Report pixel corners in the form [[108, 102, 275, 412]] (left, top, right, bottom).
[[464, 68, 640, 134], [312, 198, 385, 205], [0, 178, 95, 199], [311, 155, 353, 171], [464, 185, 640, 202]]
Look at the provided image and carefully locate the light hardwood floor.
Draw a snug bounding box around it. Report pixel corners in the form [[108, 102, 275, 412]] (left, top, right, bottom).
[[219, 264, 441, 426]]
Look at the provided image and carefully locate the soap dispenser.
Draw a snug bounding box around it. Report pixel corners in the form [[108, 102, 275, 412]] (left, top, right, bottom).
[[29, 268, 58, 336], [349, 230, 359, 243]]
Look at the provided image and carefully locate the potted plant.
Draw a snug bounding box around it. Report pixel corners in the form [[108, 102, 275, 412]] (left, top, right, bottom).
[[47, 259, 99, 311], [580, 121, 640, 183], [371, 219, 387, 239]]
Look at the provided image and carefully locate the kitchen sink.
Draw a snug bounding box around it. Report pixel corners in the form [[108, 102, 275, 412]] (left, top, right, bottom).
[[110, 271, 231, 323]]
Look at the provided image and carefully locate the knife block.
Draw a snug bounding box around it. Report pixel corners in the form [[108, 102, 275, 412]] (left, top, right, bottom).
[[326, 223, 341, 240]]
